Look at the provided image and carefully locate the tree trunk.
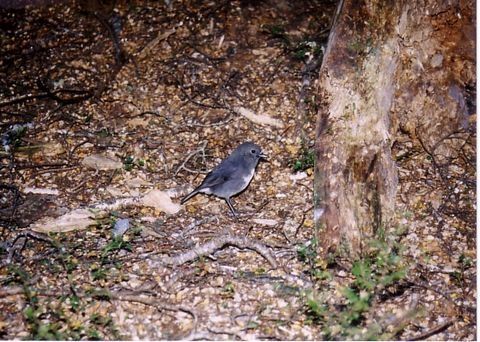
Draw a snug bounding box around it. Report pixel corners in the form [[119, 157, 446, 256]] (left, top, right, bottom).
[[314, 0, 475, 258]]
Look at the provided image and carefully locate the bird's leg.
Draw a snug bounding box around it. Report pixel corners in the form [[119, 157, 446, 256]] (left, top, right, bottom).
[[225, 198, 237, 218]]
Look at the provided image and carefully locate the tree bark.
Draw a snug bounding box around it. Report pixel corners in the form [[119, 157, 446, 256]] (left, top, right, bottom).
[[314, 0, 475, 258]]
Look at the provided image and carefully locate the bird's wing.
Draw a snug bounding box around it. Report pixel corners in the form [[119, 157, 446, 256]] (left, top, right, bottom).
[[198, 167, 231, 189], [196, 159, 241, 190]]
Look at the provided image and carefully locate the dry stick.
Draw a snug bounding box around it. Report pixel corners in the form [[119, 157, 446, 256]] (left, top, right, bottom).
[[3, 230, 66, 270], [206, 327, 243, 340], [35, 166, 78, 175], [137, 28, 176, 60], [174, 140, 208, 176], [110, 292, 197, 327], [407, 320, 454, 341], [162, 234, 278, 268], [0, 92, 50, 107]]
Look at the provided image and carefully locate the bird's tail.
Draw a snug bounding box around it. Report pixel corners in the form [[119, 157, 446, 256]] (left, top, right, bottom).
[[180, 189, 199, 204]]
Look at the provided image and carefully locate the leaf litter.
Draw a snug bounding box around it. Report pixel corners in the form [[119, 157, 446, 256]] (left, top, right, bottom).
[[0, 0, 475, 340]]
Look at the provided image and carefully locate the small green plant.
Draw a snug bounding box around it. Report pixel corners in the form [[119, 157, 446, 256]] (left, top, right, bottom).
[[23, 306, 65, 340], [292, 40, 323, 61], [87, 329, 102, 340], [264, 24, 289, 44], [298, 238, 333, 282], [449, 253, 473, 287], [101, 236, 132, 259], [91, 266, 108, 281], [311, 269, 332, 281], [3, 124, 30, 151], [69, 294, 81, 311], [90, 235, 131, 282], [221, 282, 235, 299], [8, 262, 119, 340], [89, 310, 122, 340], [291, 147, 315, 172], [64, 255, 79, 273], [303, 230, 409, 340], [123, 155, 146, 171], [123, 156, 135, 171], [8, 266, 66, 340], [90, 313, 113, 327], [96, 127, 112, 138], [297, 239, 317, 264], [458, 253, 474, 269]]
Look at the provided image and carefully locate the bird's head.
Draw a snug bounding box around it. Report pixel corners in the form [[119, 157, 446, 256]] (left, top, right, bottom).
[[237, 141, 267, 162]]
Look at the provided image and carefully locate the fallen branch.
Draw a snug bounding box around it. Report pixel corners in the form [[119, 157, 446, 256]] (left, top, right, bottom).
[[206, 327, 244, 340], [3, 229, 62, 265], [0, 92, 49, 107], [407, 320, 453, 341], [138, 28, 176, 60], [161, 233, 278, 268], [37, 79, 94, 104]]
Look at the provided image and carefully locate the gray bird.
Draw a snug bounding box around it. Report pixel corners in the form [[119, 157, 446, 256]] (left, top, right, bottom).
[[181, 141, 266, 216]]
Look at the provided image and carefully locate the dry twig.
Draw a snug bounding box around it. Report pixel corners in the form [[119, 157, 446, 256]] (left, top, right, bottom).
[[110, 292, 197, 325], [174, 140, 209, 176], [407, 320, 453, 341]]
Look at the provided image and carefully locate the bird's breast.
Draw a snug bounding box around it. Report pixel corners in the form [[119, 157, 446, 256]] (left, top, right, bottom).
[[243, 168, 255, 185]]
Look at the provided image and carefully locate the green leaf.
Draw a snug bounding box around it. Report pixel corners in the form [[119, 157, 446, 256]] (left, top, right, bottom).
[[23, 306, 37, 321], [307, 297, 327, 318], [352, 260, 374, 291], [69, 295, 81, 311], [101, 237, 132, 258], [341, 287, 359, 304]]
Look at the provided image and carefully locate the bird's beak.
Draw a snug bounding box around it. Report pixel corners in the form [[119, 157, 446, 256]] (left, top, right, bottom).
[[260, 152, 268, 160]]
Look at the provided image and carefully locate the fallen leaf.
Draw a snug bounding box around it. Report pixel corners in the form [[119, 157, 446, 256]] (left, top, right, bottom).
[[234, 106, 284, 128], [126, 117, 150, 128], [81, 154, 123, 170], [141, 189, 182, 214], [29, 209, 96, 233], [23, 187, 60, 195], [126, 176, 151, 189], [289, 172, 308, 184], [285, 144, 300, 155], [252, 218, 279, 226], [105, 186, 125, 197]]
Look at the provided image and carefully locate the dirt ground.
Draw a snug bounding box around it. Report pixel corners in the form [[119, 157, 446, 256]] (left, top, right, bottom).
[[0, 0, 475, 340]]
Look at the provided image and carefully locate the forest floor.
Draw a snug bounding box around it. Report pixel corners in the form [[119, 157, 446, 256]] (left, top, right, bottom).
[[0, 0, 475, 340]]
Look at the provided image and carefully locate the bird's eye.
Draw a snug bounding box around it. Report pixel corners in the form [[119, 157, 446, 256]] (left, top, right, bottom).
[[251, 149, 256, 154]]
